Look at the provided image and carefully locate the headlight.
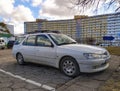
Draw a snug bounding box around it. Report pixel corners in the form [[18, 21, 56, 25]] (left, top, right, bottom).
[[83, 53, 103, 59]]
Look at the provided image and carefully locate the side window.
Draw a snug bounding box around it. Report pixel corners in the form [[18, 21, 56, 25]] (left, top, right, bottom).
[[36, 35, 52, 47], [14, 37, 25, 45], [23, 36, 36, 46]]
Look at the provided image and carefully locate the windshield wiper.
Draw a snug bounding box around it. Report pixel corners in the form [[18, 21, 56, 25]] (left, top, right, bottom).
[[58, 42, 77, 46], [69, 42, 77, 44]]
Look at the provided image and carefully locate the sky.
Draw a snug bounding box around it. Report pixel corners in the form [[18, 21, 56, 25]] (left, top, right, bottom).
[[0, 0, 119, 34]]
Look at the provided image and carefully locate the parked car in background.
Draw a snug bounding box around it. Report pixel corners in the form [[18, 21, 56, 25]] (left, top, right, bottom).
[[7, 40, 15, 49], [99, 43, 110, 47], [0, 38, 6, 49], [12, 33, 110, 77]]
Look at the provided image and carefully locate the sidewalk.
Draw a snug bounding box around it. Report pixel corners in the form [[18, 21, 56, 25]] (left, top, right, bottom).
[[0, 72, 48, 91]]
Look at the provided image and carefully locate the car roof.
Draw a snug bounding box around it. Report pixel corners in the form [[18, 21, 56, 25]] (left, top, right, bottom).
[[25, 32, 61, 36]]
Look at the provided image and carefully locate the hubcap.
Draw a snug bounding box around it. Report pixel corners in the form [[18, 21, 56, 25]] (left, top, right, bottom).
[[17, 54, 23, 64], [63, 60, 76, 76]]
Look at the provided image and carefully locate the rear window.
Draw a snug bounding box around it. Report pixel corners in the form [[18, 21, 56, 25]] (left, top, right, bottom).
[[14, 37, 25, 45], [23, 35, 36, 46]]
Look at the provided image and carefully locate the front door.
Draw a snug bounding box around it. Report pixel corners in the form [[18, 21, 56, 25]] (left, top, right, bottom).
[[35, 34, 57, 66]]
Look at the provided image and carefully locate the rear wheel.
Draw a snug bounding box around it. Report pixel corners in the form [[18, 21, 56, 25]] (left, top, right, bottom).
[[16, 53, 25, 65], [60, 57, 80, 77]]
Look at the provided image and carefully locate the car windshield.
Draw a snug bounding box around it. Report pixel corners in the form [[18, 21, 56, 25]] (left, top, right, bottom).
[[49, 34, 77, 46]]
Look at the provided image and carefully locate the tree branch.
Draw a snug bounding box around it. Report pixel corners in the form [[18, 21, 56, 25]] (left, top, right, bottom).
[[71, 0, 119, 12]]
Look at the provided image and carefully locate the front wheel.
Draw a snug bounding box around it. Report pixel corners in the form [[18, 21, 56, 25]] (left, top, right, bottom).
[[60, 57, 80, 77], [16, 53, 25, 65]]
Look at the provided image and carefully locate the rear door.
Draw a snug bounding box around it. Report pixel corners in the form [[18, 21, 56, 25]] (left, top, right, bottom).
[[21, 35, 36, 62]]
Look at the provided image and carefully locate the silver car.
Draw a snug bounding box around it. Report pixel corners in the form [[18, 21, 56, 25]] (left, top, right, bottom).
[[12, 33, 110, 77]]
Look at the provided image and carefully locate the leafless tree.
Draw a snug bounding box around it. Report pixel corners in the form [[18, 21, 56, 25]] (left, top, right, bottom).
[[70, 0, 120, 12]]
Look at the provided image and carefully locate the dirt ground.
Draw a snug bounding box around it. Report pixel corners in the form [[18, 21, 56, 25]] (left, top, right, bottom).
[[99, 66, 120, 91]]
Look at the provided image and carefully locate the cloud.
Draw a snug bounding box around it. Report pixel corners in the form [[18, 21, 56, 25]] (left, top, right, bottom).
[[0, 0, 35, 34], [10, 5, 35, 34], [0, 0, 14, 17], [39, 0, 75, 19], [31, 0, 43, 7], [11, 5, 35, 34], [39, 0, 94, 20], [39, 0, 119, 19], [12, 5, 35, 22]]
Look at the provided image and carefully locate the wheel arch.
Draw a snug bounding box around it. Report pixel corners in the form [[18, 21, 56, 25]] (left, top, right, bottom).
[[59, 55, 78, 68], [59, 55, 80, 77]]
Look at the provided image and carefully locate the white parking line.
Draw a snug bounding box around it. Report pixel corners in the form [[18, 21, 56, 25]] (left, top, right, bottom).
[[0, 69, 55, 91]]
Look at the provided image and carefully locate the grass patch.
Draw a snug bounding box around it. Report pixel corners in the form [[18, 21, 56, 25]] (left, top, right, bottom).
[[105, 47, 120, 56]]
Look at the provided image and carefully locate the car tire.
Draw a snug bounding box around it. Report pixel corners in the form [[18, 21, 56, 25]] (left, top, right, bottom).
[[60, 56, 80, 77], [16, 53, 25, 65]]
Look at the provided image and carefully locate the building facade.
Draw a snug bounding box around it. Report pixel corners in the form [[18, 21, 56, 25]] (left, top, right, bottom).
[[80, 13, 120, 46], [6, 24, 14, 35], [80, 15, 108, 44], [24, 13, 120, 46]]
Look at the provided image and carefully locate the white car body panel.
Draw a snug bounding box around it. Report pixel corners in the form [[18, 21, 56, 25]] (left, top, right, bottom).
[[35, 46, 57, 66], [20, 46, 36, 62]]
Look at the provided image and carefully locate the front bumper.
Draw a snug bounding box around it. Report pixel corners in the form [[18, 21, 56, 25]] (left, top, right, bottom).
[[78, 57, 110, 73], [0, 45, 5, 49]]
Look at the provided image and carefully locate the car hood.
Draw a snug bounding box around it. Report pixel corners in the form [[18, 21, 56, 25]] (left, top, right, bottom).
[[58, 44, 106, 54]]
